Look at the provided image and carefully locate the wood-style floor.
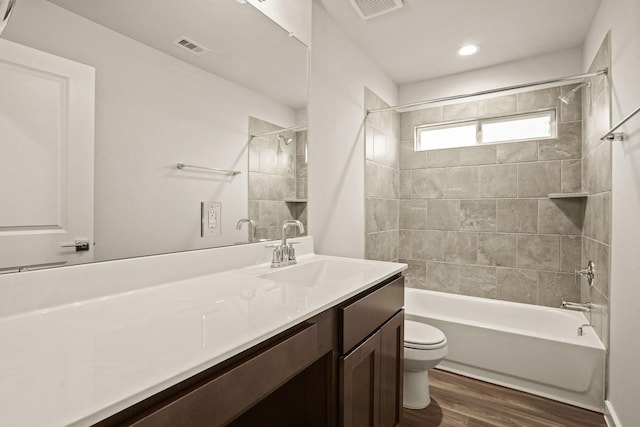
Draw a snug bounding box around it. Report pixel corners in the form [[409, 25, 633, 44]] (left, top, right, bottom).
[[402, 369, 607, 427]]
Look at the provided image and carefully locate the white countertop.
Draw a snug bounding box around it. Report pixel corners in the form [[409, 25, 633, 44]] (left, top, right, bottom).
[[0, 244, 405, 426]]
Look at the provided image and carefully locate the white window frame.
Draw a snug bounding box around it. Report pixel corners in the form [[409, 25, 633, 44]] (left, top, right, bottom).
[[414, 108, 557, 152]]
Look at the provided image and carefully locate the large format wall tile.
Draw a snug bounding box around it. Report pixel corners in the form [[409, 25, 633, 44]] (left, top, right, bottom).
[[399, 200, 428, 230], [560, 235, 582, 273], [400, 138, 428, 169], [443, 168, 479, 198], [478, 164, 517, 197], [579, 33, 611, 347], [477, 233, 517, 267], [561, 159, 582, 193], [538, 199, 584, 235], [412, 168, 446, 198], [392, 82, 589, 309], [516, 87, 560, 111], [478, 95, 517, 117], [410, 144, 496, 169], [497, 268, 538, 304], [400, 259, 427, 289], [400, 107, 444, 141], [584, 192, 610, 244], [538, 121, 582, 161], [411, 230, 443, 261], [517, 161, 561, 197], [399, 170, 412, 199], [559, 84, 582, 123], [427, 200, 461, 230], [583, 142, 612, 194], [497, 140, 538, 163], [366, 161, 398, 199], [583, 236, 610, 299], [459, 265, 497, 298], [537, 272, 580, 307], [365, 90, 401, 266], [444, 101, 478, 121], [460, 200, 497, 231], [427, 262, 460, 293], [496, 199, 538, 233], [517, 234, 560, 271], [443, 231, 478, 264]]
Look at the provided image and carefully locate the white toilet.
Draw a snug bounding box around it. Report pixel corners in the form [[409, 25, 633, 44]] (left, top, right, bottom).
[[403, 320, 448, 409]]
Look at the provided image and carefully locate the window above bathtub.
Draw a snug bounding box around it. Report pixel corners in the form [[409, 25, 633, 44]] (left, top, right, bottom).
[[414, 109, 557, 151]]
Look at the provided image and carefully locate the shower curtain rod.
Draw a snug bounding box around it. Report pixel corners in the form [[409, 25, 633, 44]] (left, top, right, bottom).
[[367, 68, 608, 114], [600, 105, 640, 141], [250, 125, 308, 139]]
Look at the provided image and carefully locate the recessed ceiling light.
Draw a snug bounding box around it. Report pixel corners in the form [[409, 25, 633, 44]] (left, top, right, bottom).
[[457, 44, 479, 56]]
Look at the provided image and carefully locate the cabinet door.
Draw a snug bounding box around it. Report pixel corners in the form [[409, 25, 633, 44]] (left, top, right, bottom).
[[340, 332, 381, 427], [379, 311, 404, 427]]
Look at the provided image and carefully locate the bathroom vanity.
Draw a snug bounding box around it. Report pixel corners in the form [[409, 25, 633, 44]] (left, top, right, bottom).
[[97, 273, 404, 427], [0, 237, 406, 427]]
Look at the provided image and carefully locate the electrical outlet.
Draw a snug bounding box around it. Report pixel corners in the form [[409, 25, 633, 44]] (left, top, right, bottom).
[[201, 201, 221, 238]]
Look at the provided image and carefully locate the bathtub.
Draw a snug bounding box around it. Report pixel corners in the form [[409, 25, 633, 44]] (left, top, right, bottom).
[[405, 288, 605, 412]]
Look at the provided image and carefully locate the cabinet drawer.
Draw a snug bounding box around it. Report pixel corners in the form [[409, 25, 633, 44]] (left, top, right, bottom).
[[131, 323, 318, 427], [340, 275, 404, 354]]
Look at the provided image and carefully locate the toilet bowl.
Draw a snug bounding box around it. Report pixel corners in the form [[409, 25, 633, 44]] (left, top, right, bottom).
[[403, 320, 448, 409]]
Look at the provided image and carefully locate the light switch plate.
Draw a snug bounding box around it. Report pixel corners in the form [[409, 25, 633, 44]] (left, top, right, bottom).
[[201, 201, 221, 238]]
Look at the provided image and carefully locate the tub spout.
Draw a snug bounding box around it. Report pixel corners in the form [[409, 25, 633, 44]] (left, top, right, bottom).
[[560, 300, 592, 312], [577, 324, 591, 336]]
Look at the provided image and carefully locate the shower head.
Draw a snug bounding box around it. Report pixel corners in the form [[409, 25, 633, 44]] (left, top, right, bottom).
[[558, 82, 591, 105], [278, 134, 293, 145]]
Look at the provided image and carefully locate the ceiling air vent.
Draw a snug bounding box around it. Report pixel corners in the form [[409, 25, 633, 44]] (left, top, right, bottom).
[[347, 0, 403, 20], [172, 36, 210, 56]]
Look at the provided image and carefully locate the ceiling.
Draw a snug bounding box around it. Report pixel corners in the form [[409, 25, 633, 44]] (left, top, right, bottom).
[[48, 0, 308, 109], [320, 0, 601, 85]]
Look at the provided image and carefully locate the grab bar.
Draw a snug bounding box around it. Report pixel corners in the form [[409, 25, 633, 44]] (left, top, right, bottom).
[[176, 163, 241, 176], [600, 105, 640, 141]]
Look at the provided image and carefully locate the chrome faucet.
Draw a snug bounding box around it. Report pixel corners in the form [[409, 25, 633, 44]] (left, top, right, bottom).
[[236, 218, 256, 243], [560, 300, 592, 312], [268, 220, 305, 268], [575, 261, 595, 286]]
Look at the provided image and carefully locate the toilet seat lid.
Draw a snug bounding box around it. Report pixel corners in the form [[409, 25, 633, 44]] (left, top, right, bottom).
[[405, 320, 446, 346]]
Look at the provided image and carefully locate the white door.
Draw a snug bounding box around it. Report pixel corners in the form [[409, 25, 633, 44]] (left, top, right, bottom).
[[0, 39, 95, 272]]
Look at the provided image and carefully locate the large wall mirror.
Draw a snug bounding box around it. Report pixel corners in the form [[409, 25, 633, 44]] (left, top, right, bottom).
[[0, 0, 308, 273]]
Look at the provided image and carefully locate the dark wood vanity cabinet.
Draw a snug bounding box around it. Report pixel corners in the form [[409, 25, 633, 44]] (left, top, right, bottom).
[[95, 274, 404, 427], [339, 277, 404, 427]]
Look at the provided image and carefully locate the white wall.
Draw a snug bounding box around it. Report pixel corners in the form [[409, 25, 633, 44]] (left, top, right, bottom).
[[399, 47, 583, 104], [307, 0, 397, 258], [4, 0, 297, 261], [584, 0, 640, 425], [248, 0, 312, 47]]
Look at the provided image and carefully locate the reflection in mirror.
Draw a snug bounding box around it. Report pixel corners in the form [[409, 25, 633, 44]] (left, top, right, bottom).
[[248, 118, 308, 242], [0, 0, 308, 273]]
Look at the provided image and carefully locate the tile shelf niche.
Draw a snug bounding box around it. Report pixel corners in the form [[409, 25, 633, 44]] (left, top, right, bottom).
[[285, 199, 308, 203], [548, 192, 589, 199]]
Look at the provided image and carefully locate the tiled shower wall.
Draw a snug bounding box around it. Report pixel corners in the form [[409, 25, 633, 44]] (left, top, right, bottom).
[[581, 33, 612, 346], [365, 89, 400, 262], [248, 117, 307, 241], [393, 85, 588, 308]]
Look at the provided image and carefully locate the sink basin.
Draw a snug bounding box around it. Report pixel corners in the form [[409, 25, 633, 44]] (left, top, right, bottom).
[[259, 259, 370, 287]]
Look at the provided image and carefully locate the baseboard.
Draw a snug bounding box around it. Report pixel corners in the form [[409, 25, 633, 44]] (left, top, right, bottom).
[[605, 400, 622, 427]]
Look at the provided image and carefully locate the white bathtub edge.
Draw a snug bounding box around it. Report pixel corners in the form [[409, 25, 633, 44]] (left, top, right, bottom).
[[604, 400, 622, 427], [436, 363, 605, 414]]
